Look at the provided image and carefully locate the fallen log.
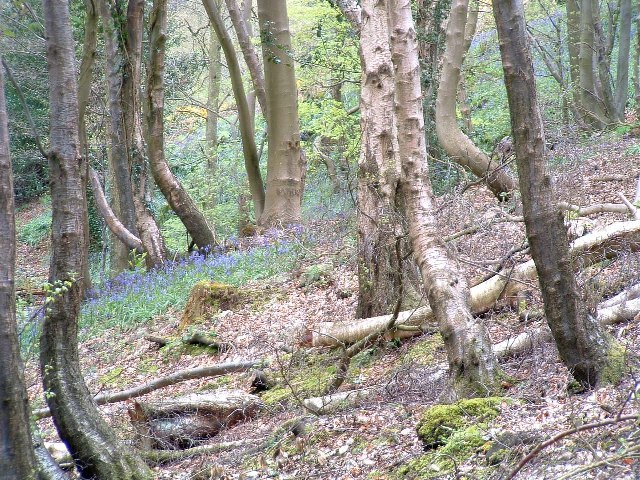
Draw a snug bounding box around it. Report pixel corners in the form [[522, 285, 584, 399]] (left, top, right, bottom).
[[309, 220, 640, 347], [129, 390, 264, 449], [33, 360, 260, 420], [141, 439, 257, 465]]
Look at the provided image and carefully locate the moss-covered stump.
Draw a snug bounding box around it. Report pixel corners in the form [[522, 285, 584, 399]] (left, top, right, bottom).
[[179, 282, 240, 331], [400, 397, 509, 479], [416, 397, 505, 449]]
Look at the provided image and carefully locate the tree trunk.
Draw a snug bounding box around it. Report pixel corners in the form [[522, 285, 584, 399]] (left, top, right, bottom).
[[203, 0, 265, 219], [613, 0, 632, 121], [388, 0, 501, 397], [435, 0, 517, 199], [41, 1, 153, 477], [77, 0, 98, 291], [225, 0, 268, 118], [566, 0, 584, 123], [147, 0, 216, 251], [257, 0, 305, 226], [493, 0, 616, 388], [99, 0, 140, 273], [89, 167, 144, 253], [636, 2, 640, 121], [0, 56, 38, 480], [354, 0, 403, 318], [124, 0, 167, 268], [206, 25, 221, 174], [578, 0, 609, 128]]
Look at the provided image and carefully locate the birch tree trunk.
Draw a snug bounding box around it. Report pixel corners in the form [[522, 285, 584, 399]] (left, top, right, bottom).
[[435, 0, 517, 199], [0, 56, 38, 480], [387, 0, 500, 397], [493, 0, 617, 388], [257, 0, 305, 226], [354, 0, 403, 318], [40, 0, 152, 477], [147, 0, 216, 251]]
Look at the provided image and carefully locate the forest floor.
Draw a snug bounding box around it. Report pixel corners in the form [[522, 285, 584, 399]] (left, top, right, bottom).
[[18, 132, 640, 479]]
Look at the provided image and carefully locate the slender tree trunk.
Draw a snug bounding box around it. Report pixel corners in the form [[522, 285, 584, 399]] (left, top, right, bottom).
[[124, 0, 167, 268], [355, 0, 403, 318], [0, 56, 38, 480], [635, 2, 640, 120], [41, 0, 152, 477], [593, 3, 616, 119], [203, 0, 265, 218], [566, 0, 584, 123], [578, 0, 609, 127], [206, 25, 221, 174], [613, 0, 632, 121], [225, 0, 268, 118], [388, 0, 500, 397], [435, 0, 517, 198], [76, 0, 97, 291], [147, 0, 216, 251], [257, 0, 305, 226], [493, 0, 616, 388], [99, 0, 141, 273]]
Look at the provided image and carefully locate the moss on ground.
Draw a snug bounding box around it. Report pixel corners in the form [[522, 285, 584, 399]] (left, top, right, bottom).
[[599, 341, 627, 385], [416, 397, 505, 448], [399, 426, 490, 479], [402, 335, 444, 366]]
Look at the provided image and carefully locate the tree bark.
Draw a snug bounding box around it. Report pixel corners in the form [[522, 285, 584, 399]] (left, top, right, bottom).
[[206, 24, 221, 174], [41, 0, 152, 477], [613, 0, 632, 121], [578, 0, 609, 128], [493, 0, 615, 387], [354, 0, 403, 318], [257, 0, 305, 226], [124, 0, 168, 268], [99, 0, 140, 273], [435, 0, 517, 199], [225, 0, 268, 118], [566, 0, 584, 123], [0, 56, 38, 480], [388, 0, 500, 397], [203, 0, 265, 219], [89, 167, 144, 253], [635, 2, 640, 121], [147, 0, 216, 251]]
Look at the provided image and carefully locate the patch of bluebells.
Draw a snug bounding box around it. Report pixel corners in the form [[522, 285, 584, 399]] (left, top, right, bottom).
[[80, 228, 307, 336]]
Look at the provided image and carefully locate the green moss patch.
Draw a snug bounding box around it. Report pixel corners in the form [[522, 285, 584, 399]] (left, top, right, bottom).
[[416, 397, 505, 448], [402, 334, 444, 366]]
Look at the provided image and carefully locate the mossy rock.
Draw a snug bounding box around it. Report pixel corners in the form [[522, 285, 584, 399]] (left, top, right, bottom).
[[416, 397, 505, 448], [398, 426, 489, 479], [299, 263, 333, 287], [179, 281, 240, 331]]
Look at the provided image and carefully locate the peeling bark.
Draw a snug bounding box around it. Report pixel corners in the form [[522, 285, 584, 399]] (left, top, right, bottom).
[[388, 0, 500, 397]]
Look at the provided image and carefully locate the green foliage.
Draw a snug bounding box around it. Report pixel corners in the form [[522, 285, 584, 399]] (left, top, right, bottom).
[[17, 199, 51, 246]]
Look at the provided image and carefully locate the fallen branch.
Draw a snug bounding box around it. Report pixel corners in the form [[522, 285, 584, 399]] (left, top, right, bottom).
[[33, 360, 261, 420], [309, 220, 640, 347], [559, 201, 628, 217], [303, 387, 376, 414], [141, 439, 257, 465], [505, 414, 638, 480]]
